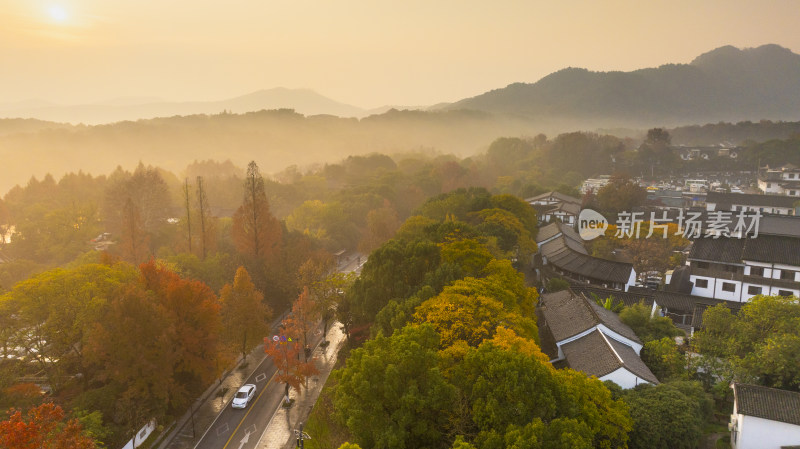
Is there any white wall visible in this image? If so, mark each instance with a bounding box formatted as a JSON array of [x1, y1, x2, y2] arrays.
[[600, 367, 653, 390], [733, 414, 800, 449], [690, 275, 714, 298]]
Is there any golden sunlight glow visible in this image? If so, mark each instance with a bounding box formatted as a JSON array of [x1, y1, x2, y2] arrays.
[[48, 5, 69, 23]]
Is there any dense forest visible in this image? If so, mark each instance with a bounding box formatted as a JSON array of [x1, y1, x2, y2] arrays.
[[2, 129, 800, 447]]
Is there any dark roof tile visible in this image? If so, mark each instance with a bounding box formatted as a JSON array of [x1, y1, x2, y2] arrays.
[[734, 383, 800, 426]]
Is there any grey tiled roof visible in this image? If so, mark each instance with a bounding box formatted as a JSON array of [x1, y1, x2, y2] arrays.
[[561, 330, 658, 384], [689, 238, 746, 264], [538, 224, 634, 285], [688, 235, 800, 266], [539, 290, 641, 344], [742, 235, 800, 266], [734, 383, 800, 426], [706, 191, 799, 209], [537, 222, 565, 243], [526, 191, 582, 205], [606, 336, 660, 384]]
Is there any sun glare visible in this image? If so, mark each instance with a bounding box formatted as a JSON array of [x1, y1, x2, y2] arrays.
[[48, 5, 69, 23]]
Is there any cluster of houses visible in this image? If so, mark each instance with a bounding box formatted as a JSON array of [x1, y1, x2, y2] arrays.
[[526, 187, 800, 448]]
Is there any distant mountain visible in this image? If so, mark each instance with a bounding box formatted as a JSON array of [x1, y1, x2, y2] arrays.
[[439, 44, 800, 129], [0, 88, 367, 124]]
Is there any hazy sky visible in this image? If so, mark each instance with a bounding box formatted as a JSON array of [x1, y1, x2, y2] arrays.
[[1, 0, 799, 108]]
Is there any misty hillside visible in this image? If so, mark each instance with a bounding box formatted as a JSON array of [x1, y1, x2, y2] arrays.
[[0, 108, 539, 195], [0, 88, 368, 125], [441, 44, 800, 128]]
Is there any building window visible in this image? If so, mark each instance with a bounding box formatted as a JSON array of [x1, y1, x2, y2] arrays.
[[747, 285, 762, 295], [695, 278, 709, 288], [696, 262, 709, 269], [778, 290, 794, 297], [722, 282, 736, 292], [780, 270, 796, 281], [750, 266, 764, 277], [724, 265, 739, 273]]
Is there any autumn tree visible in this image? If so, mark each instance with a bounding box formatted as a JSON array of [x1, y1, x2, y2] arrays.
[[220, 266, 271, 361], [117, 198, 150, 264], [0, 402, 97, 449], [231, 161, 282, 260], [86, 261, 221, 430], [285, 287, 320, 362], [264, 330, 318, 403]]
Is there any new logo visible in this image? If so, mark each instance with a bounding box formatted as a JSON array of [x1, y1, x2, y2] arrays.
[[578, 209, 608, 240]]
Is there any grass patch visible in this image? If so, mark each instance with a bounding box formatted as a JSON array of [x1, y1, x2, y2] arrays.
[[716, 435, 731, 449], [304, 344, 353, 449]]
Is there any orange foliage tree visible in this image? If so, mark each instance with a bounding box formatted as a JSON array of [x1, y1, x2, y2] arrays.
[[0, 402, 96, 449]]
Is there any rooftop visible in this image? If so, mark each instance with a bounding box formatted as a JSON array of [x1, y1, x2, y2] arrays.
[[561, 329, 659, 384], [733, 383, 800, 426], [706, 191, 799, 209], [539, 289, 641, 344]]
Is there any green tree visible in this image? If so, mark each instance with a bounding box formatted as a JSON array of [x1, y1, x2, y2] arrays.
[[622, 381, 711, 449], [692, 295, 800, 390], [596, 173, 647, 214], [641, 337, 685, 381], [334, 325, 456, 449], [619, 302, 682, 343]]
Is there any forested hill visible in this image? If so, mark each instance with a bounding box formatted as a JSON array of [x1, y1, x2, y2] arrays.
[[0, 109, 535, 195], [442, 44, 800, 129]]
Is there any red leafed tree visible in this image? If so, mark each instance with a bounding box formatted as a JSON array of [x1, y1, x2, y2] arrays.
[[264, 332, 318, 403], [0, 402, 96, 449], [284, 287, 320, 362]]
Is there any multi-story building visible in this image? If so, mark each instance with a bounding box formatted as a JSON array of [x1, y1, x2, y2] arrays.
[[705, 191, 798, 216], [683, 216, 800, 301], [526, 191, 582, 225], [758, 164, 800, 197]]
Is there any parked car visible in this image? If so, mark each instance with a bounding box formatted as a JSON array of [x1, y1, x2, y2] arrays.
[[231, 384, 256, 409]]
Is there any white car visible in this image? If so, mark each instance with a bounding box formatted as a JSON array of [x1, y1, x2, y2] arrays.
[[231, 384, 256, 409]]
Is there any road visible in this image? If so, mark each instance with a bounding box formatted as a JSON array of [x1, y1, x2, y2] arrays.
[[193, 323, 325, 449]]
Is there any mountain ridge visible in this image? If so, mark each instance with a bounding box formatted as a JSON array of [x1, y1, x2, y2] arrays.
[[439, 44, 800, 128]]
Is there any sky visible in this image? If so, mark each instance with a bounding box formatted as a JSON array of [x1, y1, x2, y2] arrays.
[[1, 0, 799, 109]]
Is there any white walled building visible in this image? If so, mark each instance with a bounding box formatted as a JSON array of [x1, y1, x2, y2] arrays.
[[730, 383, 800, 449], [705, 191, 798, 216], [686, 235, 800, 301], [758, 164, 800, 197], [538, 290, 658, 389]]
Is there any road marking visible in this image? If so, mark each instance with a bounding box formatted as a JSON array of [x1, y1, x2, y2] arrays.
[[222, 371, 278, 449], [237, 431, 251, 449], [216, 422, 230, 436], [255, 372, 267, 383], [245, 424, 256, 435]]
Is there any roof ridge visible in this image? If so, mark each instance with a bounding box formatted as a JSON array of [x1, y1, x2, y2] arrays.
[[598, 330, 623, 365], [578, 292, 603, 328]]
